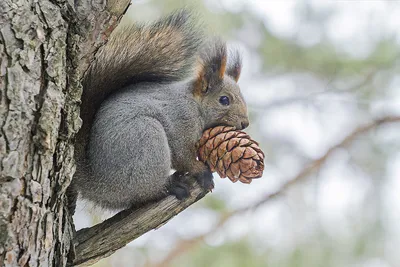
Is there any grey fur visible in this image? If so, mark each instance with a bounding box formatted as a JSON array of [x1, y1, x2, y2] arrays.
[[72, 11, 249, 210]]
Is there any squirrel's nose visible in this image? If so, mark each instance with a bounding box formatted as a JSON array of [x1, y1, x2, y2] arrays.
[[241, 120, 249, 130]]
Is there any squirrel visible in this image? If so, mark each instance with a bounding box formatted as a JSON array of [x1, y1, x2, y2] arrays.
[[69, 10, 249, 212]]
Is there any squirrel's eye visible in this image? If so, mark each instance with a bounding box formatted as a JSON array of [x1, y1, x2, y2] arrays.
[[219, 96, 230, 106]]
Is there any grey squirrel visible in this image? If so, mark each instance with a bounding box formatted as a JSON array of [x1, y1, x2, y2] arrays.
[[70, 10, 249, 212]]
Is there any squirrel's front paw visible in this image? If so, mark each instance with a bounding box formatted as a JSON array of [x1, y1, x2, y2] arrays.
[[195, 169, 214, 192], [168, 172, 190, 200]]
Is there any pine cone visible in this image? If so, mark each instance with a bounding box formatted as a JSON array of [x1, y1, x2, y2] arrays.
[[197, 126, 265, 184]]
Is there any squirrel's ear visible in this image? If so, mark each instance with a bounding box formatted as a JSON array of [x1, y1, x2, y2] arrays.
[[226, 49, 242, 83], [193, 39, 227, 96]]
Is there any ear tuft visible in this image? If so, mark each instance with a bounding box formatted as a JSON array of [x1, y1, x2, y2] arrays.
[[226, 49, 242, 83], [193, 39, 227, 96]]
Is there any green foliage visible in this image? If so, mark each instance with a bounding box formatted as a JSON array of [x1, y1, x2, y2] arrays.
[[259, 31, 399, 77], [172, 239, 267, 267], [202, 195, 228, 212]]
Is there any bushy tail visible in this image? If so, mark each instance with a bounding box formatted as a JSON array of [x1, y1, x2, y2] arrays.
[[76, 10, 203, 160], [84, 10, 202, 94]]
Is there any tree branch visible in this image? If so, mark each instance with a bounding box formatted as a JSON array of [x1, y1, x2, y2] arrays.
[[148, 115, 400, 267], [250, 68, 386, 111], [72, 178, 208, 266]]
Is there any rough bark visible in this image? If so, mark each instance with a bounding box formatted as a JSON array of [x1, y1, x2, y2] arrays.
[[0, 0, 129, 266]]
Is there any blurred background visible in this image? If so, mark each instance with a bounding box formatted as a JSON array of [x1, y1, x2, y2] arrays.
[[74, 0, 400, 266]]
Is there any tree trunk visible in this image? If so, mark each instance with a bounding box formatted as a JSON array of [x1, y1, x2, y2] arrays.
[[0, 0, 129, 266]]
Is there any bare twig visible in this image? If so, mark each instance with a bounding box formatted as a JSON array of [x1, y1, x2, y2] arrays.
[[250, 68, 384, 111], [149, 116, 400, 267]]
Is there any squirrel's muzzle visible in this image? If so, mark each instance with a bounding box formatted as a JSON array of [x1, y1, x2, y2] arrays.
[[241, 120, 249, 130]]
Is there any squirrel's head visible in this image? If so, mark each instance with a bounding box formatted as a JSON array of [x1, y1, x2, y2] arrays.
[[193, 40, 249, 130]]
